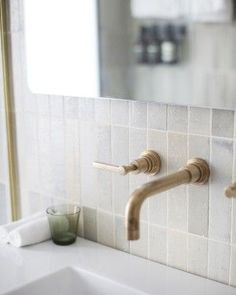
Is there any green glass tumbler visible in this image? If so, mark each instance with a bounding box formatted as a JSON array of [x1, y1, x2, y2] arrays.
[[46, 204, 80, 246]]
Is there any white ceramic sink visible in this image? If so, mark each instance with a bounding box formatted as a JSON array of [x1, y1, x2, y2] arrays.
[[5, 267, 145, 295], [1, 239, 235, 295]]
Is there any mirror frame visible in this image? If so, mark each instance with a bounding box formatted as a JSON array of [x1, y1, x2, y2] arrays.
[[0, 0, 20, 221]]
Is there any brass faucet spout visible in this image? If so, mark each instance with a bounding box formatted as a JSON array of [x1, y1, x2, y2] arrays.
[[125, 158, 210, 240]]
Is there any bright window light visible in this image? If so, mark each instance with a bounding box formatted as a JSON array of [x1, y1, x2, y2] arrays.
[[24, 0, 100, 97]]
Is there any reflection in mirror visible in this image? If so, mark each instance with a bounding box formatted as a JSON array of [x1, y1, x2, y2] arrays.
[[24, 0, 236, 109]]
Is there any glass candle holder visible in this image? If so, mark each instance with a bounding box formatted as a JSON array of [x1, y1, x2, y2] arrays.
[[46, 204, 80, 246]]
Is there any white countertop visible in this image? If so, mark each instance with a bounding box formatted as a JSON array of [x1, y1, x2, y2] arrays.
[[0, 238, 235, 295]]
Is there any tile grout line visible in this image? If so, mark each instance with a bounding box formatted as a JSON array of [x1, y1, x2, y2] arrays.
[[186, 105, 190, 272], [128, 101, 131, 254], [121, 125, 236, 142], [229, 110, 236, 285], [109, 100, 116, 249], [207, 108, 213, 280], [146, 103, 150, 260], [166, 104, 169, 266]]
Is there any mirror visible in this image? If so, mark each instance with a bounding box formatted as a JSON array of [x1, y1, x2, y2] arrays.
[[24, 0, 236, 109]]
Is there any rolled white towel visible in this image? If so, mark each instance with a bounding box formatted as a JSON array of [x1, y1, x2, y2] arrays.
[[131, 0, 184, 19], [0, 212, 44, 244], [191, 0, 233, 23], [8, 216, 51, 247]]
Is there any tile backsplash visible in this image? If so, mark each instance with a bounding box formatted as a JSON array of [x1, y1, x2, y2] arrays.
[[0, 0, 235, 288], [10, 96, 236, 287]]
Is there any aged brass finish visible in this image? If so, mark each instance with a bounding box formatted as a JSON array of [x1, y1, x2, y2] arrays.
[[93, 150, 161, 176], [0, 0, 19, 220], [225, 182, 236, 198], [125, 158, 210, 240]]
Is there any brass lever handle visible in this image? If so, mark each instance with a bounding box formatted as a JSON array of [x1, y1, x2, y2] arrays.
[[93, 162, 137, 175], [225, 182, 236, 198], [93, 150, 161, 176]]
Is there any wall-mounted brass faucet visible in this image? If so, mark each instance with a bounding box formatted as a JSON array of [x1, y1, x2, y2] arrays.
[[93, 150, 161, 176], [225, 182, 236, 198], [125, 158, 210, 240]]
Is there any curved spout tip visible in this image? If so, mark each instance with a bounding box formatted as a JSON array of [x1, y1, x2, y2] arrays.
[[126, 229, 139, 241]]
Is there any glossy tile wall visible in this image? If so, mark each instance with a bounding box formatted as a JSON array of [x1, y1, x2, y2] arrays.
[[8, 0, 236, 287]]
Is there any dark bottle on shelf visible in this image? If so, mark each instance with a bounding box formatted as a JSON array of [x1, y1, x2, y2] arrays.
[[160, 24, 178, 64], [146, 25, 161, 65], [133, 26, 149, 64], [173, 24, 186, 63], [174, 25, 186, 42]]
